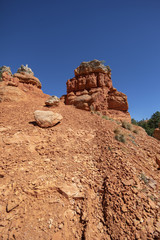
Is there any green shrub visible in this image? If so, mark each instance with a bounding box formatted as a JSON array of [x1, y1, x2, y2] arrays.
[[115, 133, 126, 143], [102, 115, 110, 120], [122, 121, 132, 130], [132, 111, 160, 136], [114, 128, 121, 134], [140, 173, 148, 185]]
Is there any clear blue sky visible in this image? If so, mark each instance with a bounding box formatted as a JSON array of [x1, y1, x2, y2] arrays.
[[1, 0, 160, 120]]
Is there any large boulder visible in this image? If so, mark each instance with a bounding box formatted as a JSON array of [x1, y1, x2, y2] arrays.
[[34, 110, 63, 128], [45, 95, 60, 107], [65, 60, 130, 122]]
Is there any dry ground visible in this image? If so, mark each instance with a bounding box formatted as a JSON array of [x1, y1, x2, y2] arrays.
[[0, 93, 160, 239]]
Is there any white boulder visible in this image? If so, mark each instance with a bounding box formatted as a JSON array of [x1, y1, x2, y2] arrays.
[[34, 110, 63, 128]]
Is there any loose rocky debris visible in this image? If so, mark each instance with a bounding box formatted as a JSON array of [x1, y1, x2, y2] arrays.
[[0, 95, 160, 239]]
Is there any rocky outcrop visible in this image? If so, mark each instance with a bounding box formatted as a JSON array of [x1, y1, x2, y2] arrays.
[[13, 72, 41, 88], [14, 65, 41, 88], [34, 110, 63, 127], [0, 65, 43, 102], [65, 60, 130, 122], [0, 65, 41, 89], [153, 123, 160, 140]]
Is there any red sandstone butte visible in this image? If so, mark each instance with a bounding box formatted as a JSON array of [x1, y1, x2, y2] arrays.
[[65, 60, 131, 122]]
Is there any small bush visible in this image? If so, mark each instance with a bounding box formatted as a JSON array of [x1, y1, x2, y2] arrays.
[[133, 129, 138, 134], [122, 121, 132, 130], [114, 128, 121, 134], [115, 133, 126, 143], [140, 173, 149, 185], [102, 115, 110, 120]]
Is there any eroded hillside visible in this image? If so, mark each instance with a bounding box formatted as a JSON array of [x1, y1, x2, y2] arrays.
[[0, 93, 160, 240]]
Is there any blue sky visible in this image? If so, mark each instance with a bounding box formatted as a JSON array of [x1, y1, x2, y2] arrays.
[[1, 0, 160, 120]]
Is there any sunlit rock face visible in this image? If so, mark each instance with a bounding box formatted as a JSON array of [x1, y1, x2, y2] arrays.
[[0, 65, 43, 102], [65, 60, 131, 122]]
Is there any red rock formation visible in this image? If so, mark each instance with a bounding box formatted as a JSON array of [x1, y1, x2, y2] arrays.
[[65, 60, 131, 122], [153, 123, 160, 140], [0, 65, 43, 102], [13, 73, 41, 89]]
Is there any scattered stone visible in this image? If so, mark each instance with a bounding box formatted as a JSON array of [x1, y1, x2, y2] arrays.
[[45, 95, 60, 107], [57, 183, 84, 199], [148, 198, 156, 209], [121, 204, 128, 212], [122, 179, 135, 186], [58, 223, 63, 229], [48, 218, 53, 229], [155, 155, 160, 168], [34, 110, 63, 128]]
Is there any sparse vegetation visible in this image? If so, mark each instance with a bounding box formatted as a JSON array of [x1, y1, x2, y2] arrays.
[[140, 173, 149, 185], [133, 129, 138, 134], [122, 121, 132, 130], [102, 115, 110, 120], [114, 128, 121, 134], [132, 111, 160, 136], [115, 133, 126, 143]]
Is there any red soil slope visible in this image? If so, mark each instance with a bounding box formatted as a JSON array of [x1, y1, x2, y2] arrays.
[[0, 93, 160, 240]]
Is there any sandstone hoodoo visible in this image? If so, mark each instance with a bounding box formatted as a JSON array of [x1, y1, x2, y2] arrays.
[[0, 65, 44, 102], [14, 65, 42, 88], [65, 60, 131, 122]]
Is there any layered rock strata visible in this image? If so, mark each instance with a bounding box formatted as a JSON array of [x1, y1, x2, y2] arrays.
[[65, 60, 130, 122], [0, 65, 42, 102]]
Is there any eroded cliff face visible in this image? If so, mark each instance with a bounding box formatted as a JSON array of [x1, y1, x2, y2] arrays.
[[65, 60, 131, 122]]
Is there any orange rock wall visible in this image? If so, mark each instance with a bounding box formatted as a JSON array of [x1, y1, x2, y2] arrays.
[[65, 70, 131, 122]]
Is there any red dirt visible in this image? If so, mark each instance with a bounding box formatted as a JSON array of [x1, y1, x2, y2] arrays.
[[0, 92, 160, 239]]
